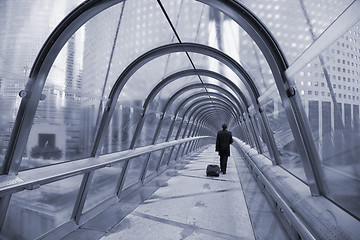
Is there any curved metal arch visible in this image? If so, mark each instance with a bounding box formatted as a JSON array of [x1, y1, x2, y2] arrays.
[[168, 94, 239, 142], [196, 109, 234, 138], [93, 42, 256, 155], [198, 0, 326, 195], [163, 86, 241, 140], [198, 111, 229, 134], [184, 99, 241, 121], [174, 106, 231, 159], [166, 103, 233, 161], [5, 0, 282, 173], [152, 91, 239, 146], [108, 43, 258, 106], [186, 107, 234, 150], [180, 103, 234, 139], [186, 99, 238, 124], [131, 88, 239, 148], [197, 106, 234, 127], [177, 93, 240, 121], [163, 84, 245, 119], [182, 106, 233, 139], [143, 69, 250, 110], [169, 83, 243, 115]]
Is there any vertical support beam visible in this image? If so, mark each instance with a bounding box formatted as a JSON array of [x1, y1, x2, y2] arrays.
[[141, 113, 166, 181], [248, 113, 263, 154], [72, 171, 95, 224], [129, 109, 146, 149], [116, 158, 131, 196], [0, 196, 11, 233], [258, 105, 282, 164], [243, 113, 255, 148]]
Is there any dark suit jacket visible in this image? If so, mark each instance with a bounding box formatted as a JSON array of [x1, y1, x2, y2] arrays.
[[216, 129, 233, 156]]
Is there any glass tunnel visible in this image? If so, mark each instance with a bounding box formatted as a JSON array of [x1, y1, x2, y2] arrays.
[[0, 0, 359, 239]]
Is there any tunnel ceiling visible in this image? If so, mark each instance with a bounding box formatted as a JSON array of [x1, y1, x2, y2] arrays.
[[22, 0, 350, 129], [2, 0, 357, 173], [25, 0, 295, 134]]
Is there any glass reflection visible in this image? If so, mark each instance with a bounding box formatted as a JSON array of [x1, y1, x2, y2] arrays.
[[145, 150, 163, 178], [83, 161, 125, 212], [261, 88, 306, 181], [0, 0, 83, 171], [238, 0, 353, 64], [292, 20, 360, 218], [102, 104, 142, 154], [122, 155, 146, 189], [1, 175, 82, 240]]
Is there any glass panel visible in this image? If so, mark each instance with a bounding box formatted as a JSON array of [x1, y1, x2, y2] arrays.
[[155, 116, 172, 143], [122, 155, 146, 189], [260, 88, 306, 181], [135, 112, 160, 148], [102, 105, 142, 154], [102, 0, 179, 100], [238, 0, 353, 64], [149, 76, 201, 113], [145, 150, 162, 178], [292, 20, 360, 218], [169, 119, 183, 141], [83, 161, 125, 212], [252, 114, 270, 159], [20, 24, 102, 169], [118, 54, 192, 110], [178, 143, 187, 158], [161, 1, 274, 96], [187, 53, 253, 103], [176, 120, 188, 139], [0, 0, 83, 171], [160, 147, 172, 168], [169, 145, 180, 163], [2, 175, 82, 240]]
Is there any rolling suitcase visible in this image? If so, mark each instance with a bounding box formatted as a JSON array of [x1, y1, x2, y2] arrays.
[[206, 164, 220, 177]]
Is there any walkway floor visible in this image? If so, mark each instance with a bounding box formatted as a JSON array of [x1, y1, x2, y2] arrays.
[[64, 146, 288, 240]]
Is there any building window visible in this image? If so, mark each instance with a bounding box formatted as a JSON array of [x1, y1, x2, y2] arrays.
[[308, 90, 312, 95]]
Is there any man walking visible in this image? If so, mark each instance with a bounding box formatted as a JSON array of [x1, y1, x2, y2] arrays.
[[215, 124, 233, 174]]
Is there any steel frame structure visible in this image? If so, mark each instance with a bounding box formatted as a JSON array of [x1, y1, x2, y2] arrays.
[[3, 0, 356, 234]]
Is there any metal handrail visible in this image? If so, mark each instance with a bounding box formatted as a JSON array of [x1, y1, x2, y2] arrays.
[[0, 136, 210, 198]]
